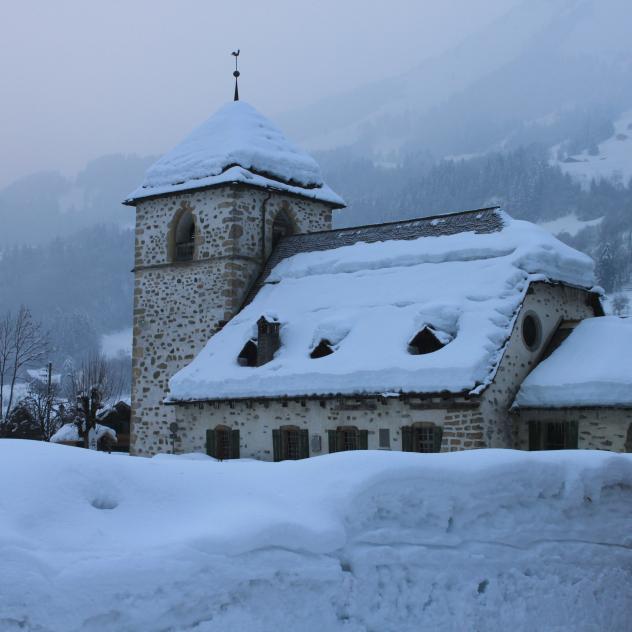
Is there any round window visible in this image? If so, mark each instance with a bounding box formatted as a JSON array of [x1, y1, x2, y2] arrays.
[[522, 312, 541, 351]]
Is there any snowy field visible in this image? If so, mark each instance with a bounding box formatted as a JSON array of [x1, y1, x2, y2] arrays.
[[1, 442, 631, 631], [101, 327, 132, 359], [553, 109, 632, 189]]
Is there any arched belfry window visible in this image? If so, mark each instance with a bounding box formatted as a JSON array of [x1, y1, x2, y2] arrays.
[[271, 210, 295, 249], [172, 209, 196, 262]]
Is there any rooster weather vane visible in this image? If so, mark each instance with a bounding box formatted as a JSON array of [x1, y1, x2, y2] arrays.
[[232, 50, 240, 101]]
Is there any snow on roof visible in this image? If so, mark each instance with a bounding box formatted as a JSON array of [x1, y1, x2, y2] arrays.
[[126, 101, 344, 207], [514, 316, 632, 408], [50, 423, 117, 444], [168, 209, 596, 402]]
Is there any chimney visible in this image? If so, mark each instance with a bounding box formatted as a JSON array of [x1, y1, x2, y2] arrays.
[[257, 316, 280, 366]]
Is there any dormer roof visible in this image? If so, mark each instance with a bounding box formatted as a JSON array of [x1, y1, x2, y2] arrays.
[[125, 101, 344, 207]]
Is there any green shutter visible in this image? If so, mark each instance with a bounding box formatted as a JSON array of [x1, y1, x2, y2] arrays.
[[272, 429, 281, 462], [401, 426, 412, 452], [359, 429, 368, 450], [230, 429, 240, 459], [300, 429, 309, 459], [528, 421, 541, 451], [328, 429, 337, 454], [206, 429, 216, 458], [567, 420, 579, 449], [433, 426, 444, 453]]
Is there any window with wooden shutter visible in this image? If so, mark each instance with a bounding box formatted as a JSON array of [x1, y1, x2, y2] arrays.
[[272, 428, 281, 462], [379, 428, 390, 449], [214, 425, 232, 460], [299, 428, 309, 459], [401, 425, 413, 452], [338, 426, 359, 451], [433, 426, 444, 453], [230, 429, 240, 459], [529, 421, 578, 450], [359, 429, 368, 450], [528, 421, 542, 451], [328, 429, 337, 453], [402, 423, 442, 453], [273, 426, 309, 461], [206, 429, 216, 457]]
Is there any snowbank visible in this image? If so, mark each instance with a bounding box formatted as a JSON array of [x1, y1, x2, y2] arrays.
[[515, 316, 632, 408], [0, 441, 630, 631], [50, 423, 117, 444], [126, 101, 344, 206], [169, 212, 596, 401]]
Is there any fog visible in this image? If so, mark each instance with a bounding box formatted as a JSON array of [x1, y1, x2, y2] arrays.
[[0, 0, 518, 187]]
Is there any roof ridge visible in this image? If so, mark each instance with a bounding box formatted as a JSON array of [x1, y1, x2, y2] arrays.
[[290, 206, 502, 239]]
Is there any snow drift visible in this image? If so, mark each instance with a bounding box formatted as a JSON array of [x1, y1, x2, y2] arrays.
[[1, 441, 631, 631]]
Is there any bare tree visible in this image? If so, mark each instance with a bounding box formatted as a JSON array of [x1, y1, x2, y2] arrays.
[[0, 312, 12, 421], [64, 353, 124, 449], [4, 307, 48, 419]]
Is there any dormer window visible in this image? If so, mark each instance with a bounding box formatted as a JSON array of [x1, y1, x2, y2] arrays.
[[310, 339, 334, 359], [408, 326, 446, 355], [238, 339, 258, 367]]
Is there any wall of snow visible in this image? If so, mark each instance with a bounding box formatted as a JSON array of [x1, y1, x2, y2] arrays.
[[1, 441, 630, 631]]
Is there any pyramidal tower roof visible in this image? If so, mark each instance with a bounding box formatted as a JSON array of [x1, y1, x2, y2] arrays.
[[125, 101, 344, 207]]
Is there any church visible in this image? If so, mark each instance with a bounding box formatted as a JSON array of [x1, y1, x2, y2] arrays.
[[125, 92, 632, 459]]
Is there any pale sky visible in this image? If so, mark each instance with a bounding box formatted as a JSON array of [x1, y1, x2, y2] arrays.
[[0, 0, 519, 187]]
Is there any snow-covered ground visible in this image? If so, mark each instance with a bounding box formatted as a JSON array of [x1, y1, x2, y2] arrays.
[[537, 213, 603, 237], [553, 109, 632, 189], [101, 327, 132, 359], [1, 441, 630, 631]]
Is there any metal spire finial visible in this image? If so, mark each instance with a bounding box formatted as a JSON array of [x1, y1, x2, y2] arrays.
[[231, 50, 240, 101]]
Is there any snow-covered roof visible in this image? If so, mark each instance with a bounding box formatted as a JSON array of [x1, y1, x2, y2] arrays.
[[50, 423, 117, 444], [168, 208, 597, 402], [125, 101, 344, 207], [514, 317, 632, 408]]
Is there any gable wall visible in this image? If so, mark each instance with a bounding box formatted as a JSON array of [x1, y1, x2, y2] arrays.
[[131, 185, 332, 455], [479, 282, 598, 448]]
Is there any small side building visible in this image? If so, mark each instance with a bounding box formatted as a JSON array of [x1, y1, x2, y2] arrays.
[[513, 316, 632, 452]]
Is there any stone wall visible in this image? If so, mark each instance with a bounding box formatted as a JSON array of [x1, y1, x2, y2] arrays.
[[479, 282, 599, 448], [515, 407, 632, 452], [173, 396, 484, 459], [131, 184, 333, 455]]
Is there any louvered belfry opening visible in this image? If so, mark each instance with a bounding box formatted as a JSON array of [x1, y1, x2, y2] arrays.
[[408, 326, 445, 355], [272, 211, 294, 249], [173, 210, 195, 262]]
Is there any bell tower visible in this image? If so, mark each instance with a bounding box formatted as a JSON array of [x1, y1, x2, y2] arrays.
[[124, 87, 344, 455]]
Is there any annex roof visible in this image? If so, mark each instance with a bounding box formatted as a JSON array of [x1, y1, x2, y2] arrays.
[[168, 208, 596, 402], [514, 316, 632, 409], [125, 101, 344, 207]]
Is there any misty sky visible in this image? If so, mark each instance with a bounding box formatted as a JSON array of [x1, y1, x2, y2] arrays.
[[0, 0, 520, 187]]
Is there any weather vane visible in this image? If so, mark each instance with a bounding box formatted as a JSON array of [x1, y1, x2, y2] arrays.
[[231, 50, 240, 101]]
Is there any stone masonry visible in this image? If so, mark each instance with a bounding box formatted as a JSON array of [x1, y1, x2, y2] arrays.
[[130, 184, 334, 455], [170, 281, 602, 459]]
